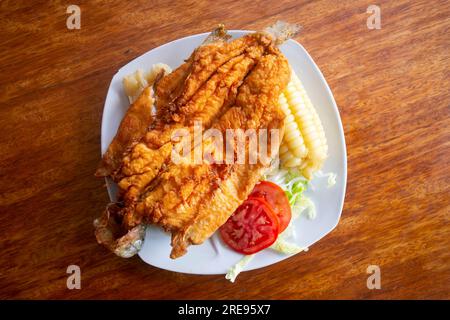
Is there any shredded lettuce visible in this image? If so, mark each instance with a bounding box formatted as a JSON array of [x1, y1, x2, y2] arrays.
[[270, 239, 308, 255], [266, 168, 313, 219], [286, 177, 308, 206], [278, 217, 296, 239], [327, 173, 337, 187], [266, 169, 307, 203], [225, 254, 254, 283], [315, 170, 337, 188], [294, 196, 316, 220]]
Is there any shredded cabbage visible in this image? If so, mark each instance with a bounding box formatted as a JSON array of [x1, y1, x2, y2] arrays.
[[294, 196, 316, 220], [225, 255, 254, 283], [270, 239, 308, 255], [315, 170, 337, 188], [328, 173, 337, 187], [266, 168, 312, 219]]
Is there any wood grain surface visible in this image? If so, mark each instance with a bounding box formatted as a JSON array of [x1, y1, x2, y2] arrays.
[[0, 0, 449, 299]]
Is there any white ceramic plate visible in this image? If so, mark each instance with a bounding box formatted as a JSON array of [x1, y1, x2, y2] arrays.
[[101, 30, 347, 275]]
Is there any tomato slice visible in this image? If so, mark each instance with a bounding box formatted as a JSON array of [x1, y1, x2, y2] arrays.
[[248, 181, 292, 233], [220, 198, 279, 254]]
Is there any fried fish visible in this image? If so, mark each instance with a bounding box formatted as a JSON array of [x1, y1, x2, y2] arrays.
[[94, 22, 299, 258]]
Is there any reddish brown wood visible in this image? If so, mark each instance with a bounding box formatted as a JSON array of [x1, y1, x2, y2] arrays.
[[0, 0, 448, 299]]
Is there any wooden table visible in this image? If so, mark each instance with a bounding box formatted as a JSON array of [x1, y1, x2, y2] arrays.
[[1, 0, 448, 299]]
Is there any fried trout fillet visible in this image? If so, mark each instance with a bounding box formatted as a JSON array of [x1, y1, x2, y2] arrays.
[[123, 52, 290, 258], [94, 22, 299, 259]]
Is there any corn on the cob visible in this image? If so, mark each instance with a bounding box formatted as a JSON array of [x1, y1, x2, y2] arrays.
[[278, 93, 308, 159], [279, 142, 303, 168], [279, 69, 328, 178]]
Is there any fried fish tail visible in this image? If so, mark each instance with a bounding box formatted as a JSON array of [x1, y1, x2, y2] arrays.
[[94, 204, 146, 258], [202, 23, 231, 44], [263, 20, 301, 45]]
